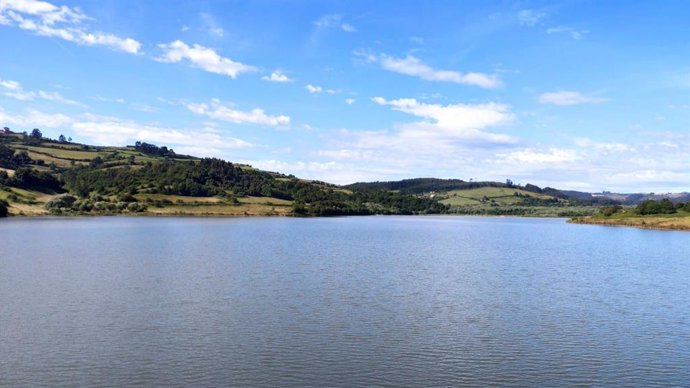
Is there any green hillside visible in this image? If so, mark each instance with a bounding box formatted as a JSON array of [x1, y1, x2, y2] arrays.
[[0, 130, 445, 217]]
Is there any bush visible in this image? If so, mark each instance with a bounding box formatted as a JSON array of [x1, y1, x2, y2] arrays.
[[0, 199, 8, 217], [636, 199, 676, 215], [599, 205, 623, 217], [45, 194, 77, 210]]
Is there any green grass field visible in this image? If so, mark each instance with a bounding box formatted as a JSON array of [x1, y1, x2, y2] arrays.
[[438, 187, 554, 206]]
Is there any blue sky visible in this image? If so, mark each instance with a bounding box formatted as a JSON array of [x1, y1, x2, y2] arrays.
[[1, 0, 688, 191]]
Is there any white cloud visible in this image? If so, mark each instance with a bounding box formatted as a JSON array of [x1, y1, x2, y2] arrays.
[[72, 117, 252, 150], [156, 40, 256, 78], [0, 78, 80, 105], [0, 107, 74, 128], [262, 70, 293, 83], [345, 98, 355, 105], [341, 23, 356, 32], [546, 26, 588, 40], [0, 0, 141, 53], [410, 36, 425, 45], [313, 13, 355, 32], [355, 51, 501, 88], [200, 12, 224, 38], [539, 91, 608, 105], [517, 9, 546, 26], [186, 98, 290, 127], [497, 148, 579, 164], [0, 79, 20, 90], [306, 84, 323, 94], [575, 138, 633, 152], [371, 97, 515, 144]]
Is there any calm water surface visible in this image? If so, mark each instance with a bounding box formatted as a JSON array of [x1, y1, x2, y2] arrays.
[[1, 216, 689, 386]]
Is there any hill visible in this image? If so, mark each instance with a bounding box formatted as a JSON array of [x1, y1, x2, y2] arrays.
[[0, 130, 445, 217], [347, 178, 610, 216]]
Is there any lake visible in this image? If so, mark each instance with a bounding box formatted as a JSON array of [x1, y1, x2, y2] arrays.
[[1, 216, 689, 386]]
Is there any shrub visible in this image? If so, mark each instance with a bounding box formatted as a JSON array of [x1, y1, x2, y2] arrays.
[[0, 199, 8, 217]]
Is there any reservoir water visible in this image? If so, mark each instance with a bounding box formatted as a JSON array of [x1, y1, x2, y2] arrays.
[[1, 216, 689, 386]]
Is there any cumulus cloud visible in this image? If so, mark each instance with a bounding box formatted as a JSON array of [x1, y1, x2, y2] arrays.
[[0, 77, 81, 105], [262, 70, 292, 83], [186, 99, 290, 127], [0, 0, 141, 53], [538, 91, 608, 105], [371, 97, 515, 144], [156, 40, 256, 78], [355, 51, 501, 88]]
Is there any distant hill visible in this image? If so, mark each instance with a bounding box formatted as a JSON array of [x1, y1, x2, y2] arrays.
[[3, 129, 686, 218], [346, 178, 507, 194]]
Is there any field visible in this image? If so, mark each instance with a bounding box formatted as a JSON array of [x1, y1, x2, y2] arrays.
[[571, 211, 690, 231], [437, 187, 555, 206]]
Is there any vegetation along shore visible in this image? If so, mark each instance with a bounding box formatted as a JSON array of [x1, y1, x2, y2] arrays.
[[1, 127, 688, 230]]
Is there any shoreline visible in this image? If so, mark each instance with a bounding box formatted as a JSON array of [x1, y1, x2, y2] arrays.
[[569, 216, 690, 232]]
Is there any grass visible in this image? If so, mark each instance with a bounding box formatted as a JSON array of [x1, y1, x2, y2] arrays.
[[146, 203, 292, 216], [135, 193, 225, 204], [571, 210, 690, 231], [16, 145, 104, 160], [24, 151, 87, 167], [237, 196, 293, 206], [1, 187, 56, 216], [439, 187, 555, 206]]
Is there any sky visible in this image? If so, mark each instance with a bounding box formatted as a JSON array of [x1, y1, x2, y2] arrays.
[[0, 0, 688, 192]]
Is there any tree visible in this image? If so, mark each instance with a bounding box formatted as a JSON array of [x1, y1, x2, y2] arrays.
[[68, 137, 72, 142], [0, 199, 8, 217], [30, 128, 42, 140], [2, 127, 9, 134], [58, 134, 67, 143]]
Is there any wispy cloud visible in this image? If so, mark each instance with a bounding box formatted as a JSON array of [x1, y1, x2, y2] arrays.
[[262, 70, 293, 83], [200, 12, 224, 38], [355, 50, 502, 89], [496, 148, 579, 164], [539, 91, 608, 105], [186, 98, 290, 127], [156, 40, 256, 78], [0, 107, 73, 128], [546, 26, 588, 40], [517, 9, 547, 26], [313, 14, 355, 32], [72, 115, 252, 149], [0, 77, 81, 105], [345, 98, 355, 105], [0, 0, 141, 53]]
